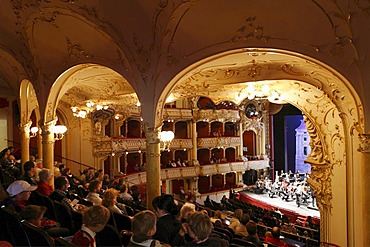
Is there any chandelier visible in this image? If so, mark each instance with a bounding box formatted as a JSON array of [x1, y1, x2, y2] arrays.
[[237, 82, 284, 102], [28, 125, 67, 140], [159, 131, 175, 151], [71, 101, 110, 118]]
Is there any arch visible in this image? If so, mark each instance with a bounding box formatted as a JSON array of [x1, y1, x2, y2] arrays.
[[44, 63, 138, 123], [157, 48, 365, 245], [19, 79, 40, 126]]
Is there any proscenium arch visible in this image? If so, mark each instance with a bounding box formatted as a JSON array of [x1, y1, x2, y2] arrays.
[[157, 48, 365, 246]]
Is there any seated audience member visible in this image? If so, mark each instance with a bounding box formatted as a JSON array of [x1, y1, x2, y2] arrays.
[[152, 194, 182, 246], [102, 174, 111, 190], [72, 205, 110, 247], [86, 180, 102, 205], [3, 180, 37, 211], [37, 168, 54, 196], [101, 188, 128, 215], [210, 210, 222, 225], [229, 208, 243, 232], [62, 167, 80, 187], [49, 176, 86, 212], [18, 161, 38, 186], [128, 210, 165, 247], [182, 211, 226, 246], [234, 213, 249, 237], [178, 202, 196, 223], [118, 184, 134, 201], [265, 226, 288, 247], [20, 205, 70, 237], [243, 221, 264, 247]]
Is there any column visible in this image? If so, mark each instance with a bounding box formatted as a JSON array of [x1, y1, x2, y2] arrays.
[[239, 122, 244, 157], [41, 120, 56, 172], [139, 151, 143, 168], [37, 131, 43, 160], [19, 121, 31, 173], [112, 155, 119, 177], [191, 120, 198, 165], [124, 152, 128, 174], [145, 125, 161, 209], [166, 180, 172, 194]]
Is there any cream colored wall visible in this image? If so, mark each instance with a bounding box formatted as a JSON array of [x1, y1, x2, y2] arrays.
[[64, 110, 95, 176]]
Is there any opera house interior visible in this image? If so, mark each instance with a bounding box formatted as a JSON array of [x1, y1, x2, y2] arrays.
[[0, 1, 369, 246]]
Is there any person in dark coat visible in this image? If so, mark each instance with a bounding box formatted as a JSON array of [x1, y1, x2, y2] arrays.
[[152, 194, 182, 246]]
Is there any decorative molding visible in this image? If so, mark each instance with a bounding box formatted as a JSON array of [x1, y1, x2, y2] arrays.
[[304, 116, 332, 213], [163, 108, 193, 120], [197, 137, 240, 149], [358, 134, 370, 153], [195, 109, 240, 122]]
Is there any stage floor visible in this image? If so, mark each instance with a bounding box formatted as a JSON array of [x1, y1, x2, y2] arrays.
[[240, 190, 320, 218]]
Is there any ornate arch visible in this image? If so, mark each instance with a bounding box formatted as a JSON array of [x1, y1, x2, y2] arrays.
[[158, 48, 365, 244]]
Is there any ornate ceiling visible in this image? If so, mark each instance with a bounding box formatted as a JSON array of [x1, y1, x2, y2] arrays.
[[0, 0, 369, 126]]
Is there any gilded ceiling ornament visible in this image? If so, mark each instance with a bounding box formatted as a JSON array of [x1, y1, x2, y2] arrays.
[[231, 16, 270, 43]]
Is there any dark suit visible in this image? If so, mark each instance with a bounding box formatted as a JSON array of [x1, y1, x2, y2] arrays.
[[153, 214, 181, 246]]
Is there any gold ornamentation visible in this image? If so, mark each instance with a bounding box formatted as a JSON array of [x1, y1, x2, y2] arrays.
[[304, 116, 332, 214], [358, 134, 370, 153]]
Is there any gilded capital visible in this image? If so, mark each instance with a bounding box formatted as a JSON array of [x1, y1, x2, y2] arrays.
[[40, 119, 57, 135], [358, 134, 370, 153], [144, 123, 161, 144], [19, 121, 32, 134]]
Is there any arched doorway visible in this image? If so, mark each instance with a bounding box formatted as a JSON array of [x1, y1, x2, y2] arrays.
[[157, 48, 364, 244]]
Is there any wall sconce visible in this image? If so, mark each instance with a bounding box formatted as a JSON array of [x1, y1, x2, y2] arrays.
[[160, 130, 174, 152], [53, 125, 67, 140], [29, 126, 39, 138]]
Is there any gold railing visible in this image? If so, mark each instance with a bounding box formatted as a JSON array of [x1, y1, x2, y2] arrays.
[[115, 160, 268, 185]]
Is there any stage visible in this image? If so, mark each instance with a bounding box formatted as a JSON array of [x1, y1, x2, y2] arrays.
[[239, 189, 320, 222]]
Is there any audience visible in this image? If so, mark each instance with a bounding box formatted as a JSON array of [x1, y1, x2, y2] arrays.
[[229, 208, 243, 232], [182, 211, 226, 246], [152, 194, 182, 246], [86, 180, 102, 205], [18, 161, 37, 186], [72, 205, 110, 247], [243, 220, 264, 247], [128, 210, 165, 247], [49, 176, 86, 212], [118, 184, 134, 201], [178, 202, 196, 223], [101, 188, 128, 215], [3, 180, 37, 211], [20, 204, 70, 238], [36, 168, 54, 196], [264, 226, 289, 247]]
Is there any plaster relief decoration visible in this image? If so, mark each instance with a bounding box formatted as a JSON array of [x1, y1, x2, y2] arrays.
[[304, 115, 332, 214], [358, 134, 370, 153]]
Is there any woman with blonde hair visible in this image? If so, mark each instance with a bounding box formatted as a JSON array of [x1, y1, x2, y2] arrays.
[[229, 208, 243, 232], [101, 188, 128, 215]]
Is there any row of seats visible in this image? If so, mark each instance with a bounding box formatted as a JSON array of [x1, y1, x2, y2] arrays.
[[0, 205, 74, 246]]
